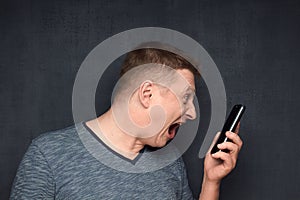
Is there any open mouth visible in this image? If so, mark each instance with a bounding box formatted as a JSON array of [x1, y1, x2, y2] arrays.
[[168, 123, 181, 139]]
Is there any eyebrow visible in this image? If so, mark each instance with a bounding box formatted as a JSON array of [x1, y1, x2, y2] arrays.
[[185, 86, 196, 93], [190, 85, 196, 92]]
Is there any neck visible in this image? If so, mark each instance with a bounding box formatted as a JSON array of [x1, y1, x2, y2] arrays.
[[86, 109, 145, 160]]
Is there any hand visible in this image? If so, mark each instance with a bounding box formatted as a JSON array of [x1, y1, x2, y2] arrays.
[[203, 123, 243, 184]]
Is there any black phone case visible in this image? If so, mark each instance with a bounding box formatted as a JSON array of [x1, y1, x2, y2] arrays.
[[211, 104, 246, 154]]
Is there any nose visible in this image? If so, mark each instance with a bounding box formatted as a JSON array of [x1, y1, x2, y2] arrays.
[[185, 102, 196, 120]]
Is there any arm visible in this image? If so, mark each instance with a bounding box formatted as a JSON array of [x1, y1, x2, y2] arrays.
[[199, 125, 243, 200], [10, 143, 55, 199]]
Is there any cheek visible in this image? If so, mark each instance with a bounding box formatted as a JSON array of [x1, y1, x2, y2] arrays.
[[167, 98, 183, 114], [163, 107, 179, 122]]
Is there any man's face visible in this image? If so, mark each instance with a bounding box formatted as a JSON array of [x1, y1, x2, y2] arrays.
[[143, 68, 197, 147]]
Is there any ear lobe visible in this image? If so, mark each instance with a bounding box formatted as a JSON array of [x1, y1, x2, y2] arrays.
[[139, 81, 153, 108]]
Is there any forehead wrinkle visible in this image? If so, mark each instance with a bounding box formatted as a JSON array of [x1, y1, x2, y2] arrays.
[[175, 69, 196, 91]]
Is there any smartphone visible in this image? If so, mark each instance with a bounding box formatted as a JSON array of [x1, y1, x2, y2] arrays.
[[211, 104, 246, 154]]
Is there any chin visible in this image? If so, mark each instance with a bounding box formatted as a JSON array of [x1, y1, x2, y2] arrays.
[[149, 138, 169, 149], [157, 135, 173, 148], [157, 141, 168, 148], [151, 141, 167, 148], [147, 128, 178, 148]]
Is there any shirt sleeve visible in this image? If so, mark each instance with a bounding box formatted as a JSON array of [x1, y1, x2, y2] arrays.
[[10, 142, 55, 199], [178, 157, 196, 200]]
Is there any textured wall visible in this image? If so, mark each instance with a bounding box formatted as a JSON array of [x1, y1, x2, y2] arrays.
[[1, 0, 299, 199]]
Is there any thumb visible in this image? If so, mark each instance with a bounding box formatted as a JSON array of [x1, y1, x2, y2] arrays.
[[206, 132, 221, 155]]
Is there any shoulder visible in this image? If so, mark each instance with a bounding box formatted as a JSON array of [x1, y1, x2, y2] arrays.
[[25, 123, 88, 167], [31, 123, 82, 155], [33, 124, 77, 144]]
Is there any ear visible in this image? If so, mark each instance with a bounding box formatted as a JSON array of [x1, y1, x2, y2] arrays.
[[139, 80, 153, 108]]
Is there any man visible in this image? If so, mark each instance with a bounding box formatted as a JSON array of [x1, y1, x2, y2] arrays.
[[10, 48, 243, 199]]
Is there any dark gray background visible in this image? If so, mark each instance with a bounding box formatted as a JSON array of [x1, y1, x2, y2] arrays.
[[1, 0, 299, 199]]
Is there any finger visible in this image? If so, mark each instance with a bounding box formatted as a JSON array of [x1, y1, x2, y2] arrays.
[[206, 132, 221, 155], [212, 151, 236, 170], [225, 131, 243, 150], [235, 122, 240, 134], [217, 142, 239, 154]]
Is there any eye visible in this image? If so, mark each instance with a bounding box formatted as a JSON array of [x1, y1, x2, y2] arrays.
[[183, 94, 191, 104]]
